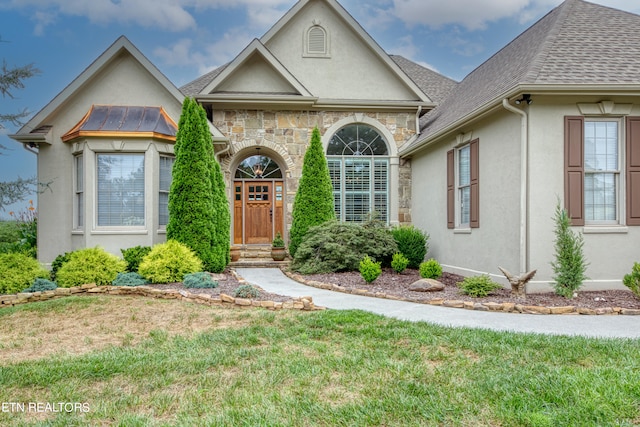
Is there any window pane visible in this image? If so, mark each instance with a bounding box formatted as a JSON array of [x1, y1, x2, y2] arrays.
[[159, 156, 174, 192], [459, 146, 470, 186], [584, 172, 616, 221], [98, 154, 145, 226], [460, 187, 471, 225], [76, 155, 83, 227], [345, 159, 370, 192], [345, 193, 369, 222], [327, 124, 389, 155], [585, 121, 618, 171]]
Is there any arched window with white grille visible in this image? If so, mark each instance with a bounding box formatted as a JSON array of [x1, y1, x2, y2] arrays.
[[327, 124, 390, 223]]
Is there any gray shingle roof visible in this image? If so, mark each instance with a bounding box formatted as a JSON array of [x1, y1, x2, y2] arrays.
[[180, 64, 227, 97], [390, 55, 458, 104], [403, 0, 640, 154]]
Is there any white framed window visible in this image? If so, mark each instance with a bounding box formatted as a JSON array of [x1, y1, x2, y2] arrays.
[[159, 156, 174, 227], [584, 119, 620, 224], [97, 153, 145, 226], [327, 124, 389, 223], [458, 145, 471, 227], [75, 155, 84, 228]]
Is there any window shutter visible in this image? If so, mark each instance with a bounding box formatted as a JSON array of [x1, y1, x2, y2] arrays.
[[564, 116, 585, 226], [447, 149, 454, 228], [469, 139, 480, 228], [627, 117, 640, 225]]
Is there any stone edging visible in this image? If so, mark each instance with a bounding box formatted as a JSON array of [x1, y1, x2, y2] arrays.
[[282, 269, 640, 316], [0, 270, 325, 312]]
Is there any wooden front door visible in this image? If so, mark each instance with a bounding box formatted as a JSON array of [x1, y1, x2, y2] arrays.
[[234, 180, 284, 245]]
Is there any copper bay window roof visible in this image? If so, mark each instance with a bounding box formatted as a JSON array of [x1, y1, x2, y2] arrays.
[[62, 105, 178, 142]]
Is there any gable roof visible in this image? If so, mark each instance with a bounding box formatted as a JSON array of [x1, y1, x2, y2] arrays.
[[390, 55, 458, 104], [401, 0, 640, 156], [182, 0, 433, 107], [11, 36, 184, 144], [197, 38, 314, 99]]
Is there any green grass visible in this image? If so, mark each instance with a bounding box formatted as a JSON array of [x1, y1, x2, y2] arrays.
[[1, 297, 639, 426]]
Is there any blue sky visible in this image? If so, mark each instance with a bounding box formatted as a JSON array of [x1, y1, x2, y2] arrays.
[[1, 0, 639, 217]]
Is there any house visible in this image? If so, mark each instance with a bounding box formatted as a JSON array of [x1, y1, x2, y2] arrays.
[[10, 0, 640, 291], [401, 0, 640, 291]]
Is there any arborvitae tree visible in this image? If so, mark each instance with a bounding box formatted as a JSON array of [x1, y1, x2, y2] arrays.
[[289, 126, 335, 257], [197, 104, 230, 272], [167, 97, 216, 270], [550, 202, 589, 298]]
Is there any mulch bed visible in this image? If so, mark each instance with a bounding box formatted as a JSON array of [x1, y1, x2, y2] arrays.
[[301, 268, 640, 310]]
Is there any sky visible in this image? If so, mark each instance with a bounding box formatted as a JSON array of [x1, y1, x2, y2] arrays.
[[1, 0, 639, 218]]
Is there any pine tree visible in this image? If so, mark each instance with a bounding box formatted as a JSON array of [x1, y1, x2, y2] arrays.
[[167, 97, 216, 270], [550, 202, 589, 298], [289, 127, 335, 257]]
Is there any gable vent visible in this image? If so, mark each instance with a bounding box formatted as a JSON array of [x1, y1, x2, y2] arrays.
[[308, 26, 326, 54]]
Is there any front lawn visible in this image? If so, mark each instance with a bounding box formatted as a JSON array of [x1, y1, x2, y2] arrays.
[[1, 296, 639, 426]]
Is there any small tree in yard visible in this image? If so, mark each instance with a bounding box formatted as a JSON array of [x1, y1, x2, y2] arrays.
[[289, 127, 335, 257], [550, 202, 588, 298], [167, 98, 216, 270]]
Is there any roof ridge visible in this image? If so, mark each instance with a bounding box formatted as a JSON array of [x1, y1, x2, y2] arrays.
[[524, 0, 576, 83]]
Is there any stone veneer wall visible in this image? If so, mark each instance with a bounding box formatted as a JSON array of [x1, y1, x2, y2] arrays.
[[213, 110, 416, 226]]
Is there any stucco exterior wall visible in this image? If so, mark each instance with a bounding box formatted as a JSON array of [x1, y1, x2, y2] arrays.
[[214, 109, 417, 236], [409, 111, 522, 285], [527, 96, 640, 291], [36, 52, 182, 263], [264, 2, 418, 101]]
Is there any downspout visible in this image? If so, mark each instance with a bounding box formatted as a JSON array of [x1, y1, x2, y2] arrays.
[[22, 143, 39, 155], [415, 106, 422, 135], [502, 98, 529, 273]]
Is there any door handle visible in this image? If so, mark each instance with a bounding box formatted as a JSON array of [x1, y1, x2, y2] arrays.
[[270, 208, 273, 221]]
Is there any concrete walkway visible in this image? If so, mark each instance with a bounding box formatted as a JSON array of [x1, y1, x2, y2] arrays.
[[236, 268, 640, 339]]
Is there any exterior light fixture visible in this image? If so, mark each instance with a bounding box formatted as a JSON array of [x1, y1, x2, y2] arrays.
[[515, 94, 532, 105]]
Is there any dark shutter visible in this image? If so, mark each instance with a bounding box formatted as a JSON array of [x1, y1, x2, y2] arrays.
[[447, 149, 454, 229], [627, 117, 640, 225], [469, 139, 480, 228], [564, 116, 585, 226]]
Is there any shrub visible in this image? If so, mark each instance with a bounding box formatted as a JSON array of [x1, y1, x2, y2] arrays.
[[183, 272, 219, 289], [360, 255, 382, 283], [167, 97, 217, 271], [50, 251, 73, 281], [623, 263, 640, 298], [23, 278, 58, 293], [419, 259, 443, 279], [138, 240, 203, 284], [56, 247, 127, 288], [0, 221, 20, 244], [289, 127, 335, 257], [391, 225, 429, 269], [550, 202, 588, 298], [458, 275, 501, 297], [291, 220, 397, 274], [234, 284, 260, 299], [112, 272, 149, 287], [121, 246, 152, 273], [391, 252, 409, 274], [0, 252, 49, 294]]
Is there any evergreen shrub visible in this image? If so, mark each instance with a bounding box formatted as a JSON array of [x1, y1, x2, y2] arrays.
[[24, 278, 58, 293], [56, 247, 127, 288], [391, 225, 429, 269], [0, 252, 49, 294], [50, 251, 73, 281], [291, 220, 397, 274], [360, 255, 382, 283], [623, 263, 640, 298], [183, 272, 219, 289], [121, 246, 152, 273], [138, 240, 203, 284], [289, 127, 335, 257], [112, 272, 149, 287], [391, 252, 409, 274], [234, 284, 260, 299], [458, 275, 501, 297], [419, 259, 442, 279], [550, 203, 588, 298]]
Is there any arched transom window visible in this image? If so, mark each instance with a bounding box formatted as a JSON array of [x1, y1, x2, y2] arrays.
[[327, 124, 389, 223], [235, 155, 283, 179]]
